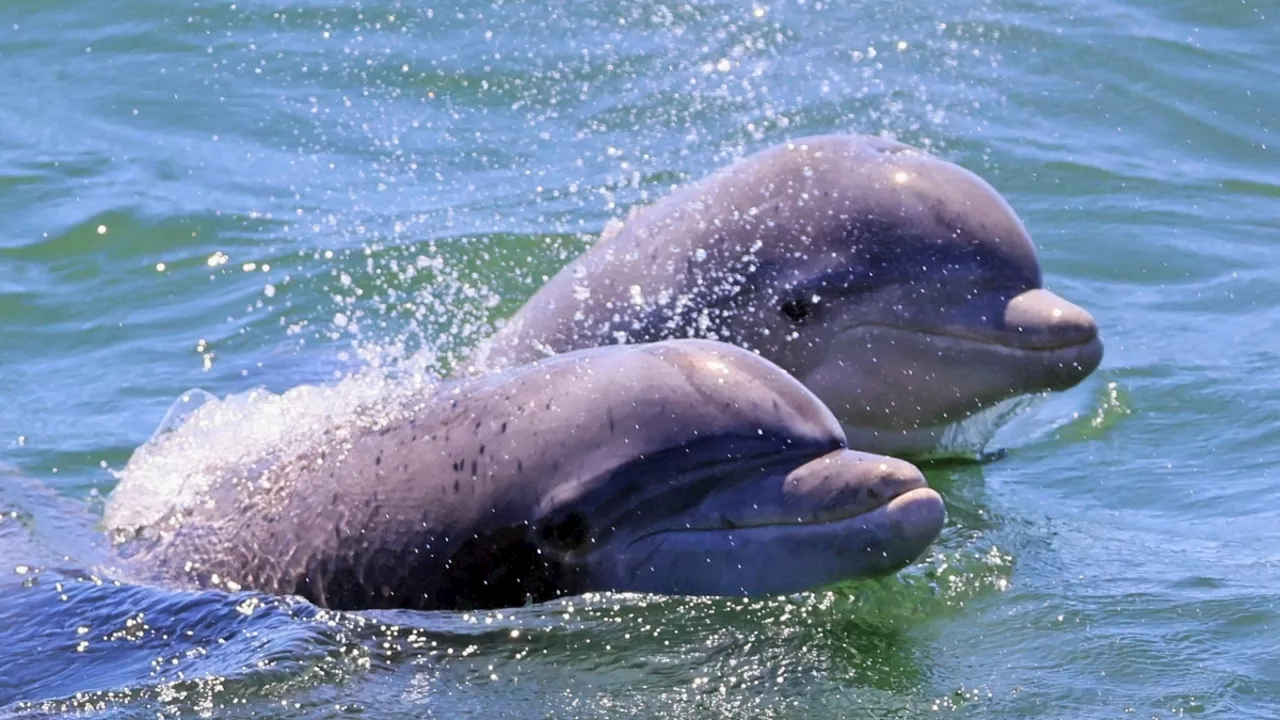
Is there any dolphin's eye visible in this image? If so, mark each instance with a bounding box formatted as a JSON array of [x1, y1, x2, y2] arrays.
[[539, 511, 592, 552], [780, 297, 813, 323]]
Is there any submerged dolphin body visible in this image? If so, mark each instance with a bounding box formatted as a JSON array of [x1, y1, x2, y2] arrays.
[[105, 340, 945, 611], [465, 134, 1104, 456]]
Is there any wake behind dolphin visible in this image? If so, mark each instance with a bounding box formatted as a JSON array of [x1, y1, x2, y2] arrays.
[[464, 134, 1104, 457]]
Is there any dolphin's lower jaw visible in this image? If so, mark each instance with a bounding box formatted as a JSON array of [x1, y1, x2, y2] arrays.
[[803, 320, 1102, 447], [844, 321, 1103, 374], [594, 487, 945, 598], [904, 328, 1103, 391]]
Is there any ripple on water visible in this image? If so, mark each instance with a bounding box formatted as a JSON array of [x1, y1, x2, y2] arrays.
[[1, 581, 358, 714], [0, 568, 1013, 717]]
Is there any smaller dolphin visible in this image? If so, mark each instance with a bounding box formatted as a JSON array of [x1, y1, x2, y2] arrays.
[[104, 340, 944, 612], [464, 134, 1103, 456]]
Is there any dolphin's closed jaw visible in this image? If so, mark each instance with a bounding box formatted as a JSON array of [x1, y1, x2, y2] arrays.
[[776, 450, 929, 526], [1001, 288, 1104, 391], [684, 450, 929, 531], [590, 448, 946, 597], [783, 452, 943, 576]]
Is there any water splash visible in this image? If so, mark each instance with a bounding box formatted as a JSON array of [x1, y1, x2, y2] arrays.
[[105, 354, 441, 536]]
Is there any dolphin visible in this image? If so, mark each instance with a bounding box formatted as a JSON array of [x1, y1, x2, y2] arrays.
[[104, 339, 945, 612], [463, 134, 1104, 456]]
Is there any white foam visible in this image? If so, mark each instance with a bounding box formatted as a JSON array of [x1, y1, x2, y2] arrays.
[[105, 354, 441, 534]]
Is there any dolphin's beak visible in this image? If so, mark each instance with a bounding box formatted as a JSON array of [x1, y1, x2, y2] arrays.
[[594, 449, 946, 597], [1003, 288, 1100, 351], [997, 288, 1104, 390]]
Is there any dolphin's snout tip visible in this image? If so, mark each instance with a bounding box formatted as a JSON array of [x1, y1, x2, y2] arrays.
[[875, 454, 929, 496], [1005, 288, 1100, 350], [884, 487, 946, 558]]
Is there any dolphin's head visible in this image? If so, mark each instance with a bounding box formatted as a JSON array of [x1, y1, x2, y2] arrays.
[[515, 340, 945, 599], [712, 135, 1103, 453], [458, 135, 1099, 457]]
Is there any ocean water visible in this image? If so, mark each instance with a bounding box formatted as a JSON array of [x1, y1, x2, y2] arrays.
[[1, 0, 1277, 717]]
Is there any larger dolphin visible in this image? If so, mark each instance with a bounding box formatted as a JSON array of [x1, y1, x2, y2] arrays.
[[105, 340, 945, 611], [464, 134, 1103, 456]]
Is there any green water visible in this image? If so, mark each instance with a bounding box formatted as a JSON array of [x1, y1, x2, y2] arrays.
[[1, 0, 1277, 716]]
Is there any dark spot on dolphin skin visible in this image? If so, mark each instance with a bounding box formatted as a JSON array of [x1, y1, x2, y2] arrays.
[[538, 511, 592, 552], [866, 487, 881, 501], [431, 526, 584, 611], [454, 479, 460, 493], [780, 297, 813, 323], [545, 402, 552, 410], [479, 444, 486, 456], [517, 460, 523, 473], [608, 408, 616, 435], [475, 419, 483, 431], [501, 422, 507, 434], [379, 427, 393, 437], [470, 460, 477, 477], [290, 546, 416, 611], [375, 455, 382, 466]]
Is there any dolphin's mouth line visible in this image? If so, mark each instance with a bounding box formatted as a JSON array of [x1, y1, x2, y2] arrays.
[[620, 482, 918, 549], [840, 320, 1100, 354]]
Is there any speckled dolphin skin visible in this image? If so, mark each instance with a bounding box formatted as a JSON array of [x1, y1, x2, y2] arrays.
[[106, 339, 945, 612], [464, 134, 1103, 456]]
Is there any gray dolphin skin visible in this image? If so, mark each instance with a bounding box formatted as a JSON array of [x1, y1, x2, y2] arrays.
[[105, 339, 945, 611], [464, 134, 1104, 456]]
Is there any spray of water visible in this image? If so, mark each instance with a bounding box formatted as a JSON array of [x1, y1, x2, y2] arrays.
[[106, 352, 439, 537]]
